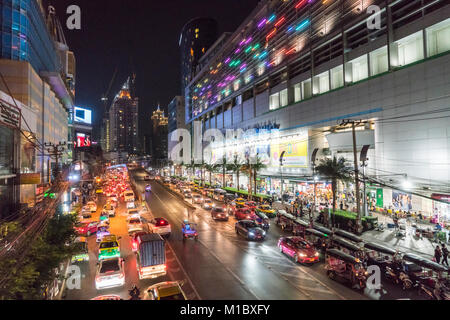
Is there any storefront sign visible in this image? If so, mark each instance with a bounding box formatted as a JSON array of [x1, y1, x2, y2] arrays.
[[20, 173, 41, 185], [0, 100, 20, 127], [270, 136, 308, 168], [431, 194, 450, 204]]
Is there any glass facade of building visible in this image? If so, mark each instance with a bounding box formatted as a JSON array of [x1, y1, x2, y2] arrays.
[[186, 0, 449, 122], [0, 0, 60, 73]]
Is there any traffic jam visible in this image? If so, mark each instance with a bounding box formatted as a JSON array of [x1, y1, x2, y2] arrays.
[[160, 176, 450, 300], [71, 165, 187, 300], [69, 165, 450, 300]]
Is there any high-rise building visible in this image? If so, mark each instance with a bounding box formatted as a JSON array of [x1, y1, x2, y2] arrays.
[[185, 0, 450, 220], [109, 76, 139, 156], [179, 18, 218, 95], [151, 106, 168, 167], [168, 96, 186, 134], [0, 1, 75, 215]]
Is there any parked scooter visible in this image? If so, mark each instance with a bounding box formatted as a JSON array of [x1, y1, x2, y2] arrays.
[[419, 278, 450, 300], [385, 265, 414, 290]]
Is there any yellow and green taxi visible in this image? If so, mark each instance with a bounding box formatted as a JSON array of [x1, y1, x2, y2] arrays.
[[71, 237, 89, 263], [98, 235, 120, 260], [235, 198, 246, 206], [257, 205, 276, 218]]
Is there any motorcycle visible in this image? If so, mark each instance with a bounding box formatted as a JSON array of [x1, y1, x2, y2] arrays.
[[129, 285, 141, 300], [419, 278, 450, 300], [385, 265, 414, 290]]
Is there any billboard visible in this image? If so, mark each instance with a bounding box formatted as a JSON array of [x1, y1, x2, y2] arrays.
[[76, 133, 91, 148], [74, 107, 92, 125], [270, 135, 308, 168]]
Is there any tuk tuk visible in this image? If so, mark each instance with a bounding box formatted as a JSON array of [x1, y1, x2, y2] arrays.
[[364, 242, 397, 271], [331, 236, 365, 259], [292, 218, 310, 237], [313, 225, 333, 237], [334, 229, 363, 243], [402, 253, 450, 299], [325, 248, 367, 290], [305, 228, 330, 251], [275, 210, 296, 231]]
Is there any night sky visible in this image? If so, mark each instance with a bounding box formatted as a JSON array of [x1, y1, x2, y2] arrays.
[[49, 0, 260, 142]]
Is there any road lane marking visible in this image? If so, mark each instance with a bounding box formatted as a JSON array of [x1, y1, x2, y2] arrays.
[[151, 189, 261, 301]]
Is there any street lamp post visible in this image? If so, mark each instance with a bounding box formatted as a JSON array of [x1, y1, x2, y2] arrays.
[[279, 151, 286, 204]]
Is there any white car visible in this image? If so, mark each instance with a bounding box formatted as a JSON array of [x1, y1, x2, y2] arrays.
[[192, 194, 203, 204], [127, 216, 144, 234], [95, 258, 125, 290], [148, 218, 171, 236], [123, 191, 135, 202], [126, 201, 136, 209], [86, 201, 97, 213], [203, 199, 214, 209], [102, 204, 115, 217]]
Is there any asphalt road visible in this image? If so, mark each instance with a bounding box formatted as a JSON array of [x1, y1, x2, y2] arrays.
[[64, 167, 425, 300]]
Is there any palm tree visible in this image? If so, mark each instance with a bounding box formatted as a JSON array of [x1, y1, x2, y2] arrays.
[[315, 156, 352, 229], [204, 163, 220, 186], [251, 155, 267, 197], [227, 155, 243, 191], [220, 156, 228, 188]]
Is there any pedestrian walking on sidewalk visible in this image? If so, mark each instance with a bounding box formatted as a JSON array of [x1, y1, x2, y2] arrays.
[[434, 245, 442, 264], [442, 244, 449, 266]]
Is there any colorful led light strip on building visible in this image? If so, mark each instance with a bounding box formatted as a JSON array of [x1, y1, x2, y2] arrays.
[[244, 37, 252, 45], [257, 18, 267, 28], [267, 14, 276, 23], [286, 47, 297, 55], [295, 19, 310, 31], [259, 51, 268, 59], [295, 0, 308, 9], [224, 57, 231, 64], [266, 28, 277, 41], [274, 17, 286, 27]]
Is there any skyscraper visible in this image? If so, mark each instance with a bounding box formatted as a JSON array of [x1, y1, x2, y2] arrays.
[[151, 106, 168, 167], [109, 76, 139, 155], [179, 18, 218, 95]]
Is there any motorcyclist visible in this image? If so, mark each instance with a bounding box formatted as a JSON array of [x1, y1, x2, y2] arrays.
[[129, 284, 141, 300]]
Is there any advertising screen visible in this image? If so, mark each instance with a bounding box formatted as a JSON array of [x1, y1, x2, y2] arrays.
[[76, 133, 91, 148], [270, 135, 308, 168], [74, 107, 92, 125]]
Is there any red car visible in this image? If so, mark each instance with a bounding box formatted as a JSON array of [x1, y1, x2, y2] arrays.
[[75, 221, 99, 236], [245, 201, 258, 210], [278, 236, 319, 264], [234, 207, 257, 220]]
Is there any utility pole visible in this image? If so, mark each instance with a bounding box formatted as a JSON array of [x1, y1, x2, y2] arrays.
[[280, 151, 286, 204], [339, 120, 368, 234], [44, 141, 66, 183], [311, 148, 319, 227]]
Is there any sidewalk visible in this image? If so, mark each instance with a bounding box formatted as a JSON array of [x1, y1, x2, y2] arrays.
[[272, 201, 444, 260]]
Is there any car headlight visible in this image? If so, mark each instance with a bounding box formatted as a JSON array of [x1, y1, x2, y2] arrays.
[[262, 231, 266, 236], [248, 231, 255, 236], [299, 253, 306, 257], [315, 252, 319, 257]]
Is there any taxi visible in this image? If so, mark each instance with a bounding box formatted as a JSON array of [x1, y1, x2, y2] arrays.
[[143, 281, 187, 300], [98, 235, 121, 260], [71, 237, 89, 263], [257, 205, 276, 218], [234, 198, 246, 206], [95, 187, 103, 194]]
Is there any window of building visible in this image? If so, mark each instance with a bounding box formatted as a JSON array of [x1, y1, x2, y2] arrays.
[[293, 83, 302, 102], [280, 89, 288, 107], [394, 31, 424, 67], [269, 93, 280, 110], [302, 78, 312, 99], [330, 65, 343, 89], [370, 46, 388, 76], [257, 63, 265, 76], [346, 55, 368, 83], [313, 71, 330, 94], [426, 18, 450, 57]]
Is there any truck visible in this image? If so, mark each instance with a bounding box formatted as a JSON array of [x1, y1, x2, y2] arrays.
[[136, 233, 166, 279]]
